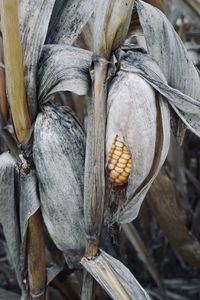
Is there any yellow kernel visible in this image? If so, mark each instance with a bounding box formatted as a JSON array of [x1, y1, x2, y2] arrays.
[[110, 158, 117, 165], [115, 166, 123, 173], [121, 171, 129, 177], [127, 163, 132, 168], [117, 162, 126, 168], [121, 153, 130, 160], [119, 158, 127, 164], [108, 164, 115, 170], [114, 150, 121, 156], [115, 146, 123, 151], [112, 154, 119, 160], [125, 167, 131, 173], [115, 141, 123, 148], [110, 170, 119, 179], [118, 175, 128, 181]]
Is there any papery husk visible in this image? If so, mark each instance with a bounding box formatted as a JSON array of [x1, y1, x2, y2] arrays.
[[19, 0, 94, 121], [37, 45, 92, 104], [0, 152, 30, 299], [46, 0, 94, 45], [81, 249, 151, 300], [33, 103, 86, 267], [93, 0, 134, 57], [106, 71, 170, 223], [19, 0, 56, 121], [135, 0, 200, 142], [120, 50, 200, 138], [19, 169, 45, 297], [73, 15, 94, 51]]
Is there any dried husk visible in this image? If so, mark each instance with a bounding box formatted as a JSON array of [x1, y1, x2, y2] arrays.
[[37, 45, 92, 104], [33, 103, 86, 267], [19, 0, 94, 121], [19, 0, 56, 121], [0, 152, 30, 299], [135, 0, 200, 142], [46, 0, 94, 45], [119, 50, 200, 138], [81, 250, 151, 300], [105, 70, 170, 224], [93, 0, 135, 57]]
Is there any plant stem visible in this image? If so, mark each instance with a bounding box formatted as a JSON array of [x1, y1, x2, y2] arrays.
[[0, 0, 30, 142], [84, 57, 108, 256]]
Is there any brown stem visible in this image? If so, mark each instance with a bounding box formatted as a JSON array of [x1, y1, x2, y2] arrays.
[[84, 58, 108, 257], [0, 0, 31, 142], [27, 210, 46, 297]]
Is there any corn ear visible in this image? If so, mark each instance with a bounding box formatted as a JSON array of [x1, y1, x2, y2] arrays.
[[33, 103, 86, 267], [107, 136, 132, 186], [106, 72, 157, 192]]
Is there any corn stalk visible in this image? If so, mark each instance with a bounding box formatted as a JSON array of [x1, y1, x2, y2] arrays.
[[83, 1, 135, 298], [0, 1, 46, 297]]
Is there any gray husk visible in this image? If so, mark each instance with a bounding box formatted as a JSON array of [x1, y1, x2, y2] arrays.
[[38, 45, 92, 103], [19, 0, 56, 121], [0, 152, 30, 299], [19, 169, 40, 240], [81, 249, 151, 300], [135, 0, 200, 141], [120, 51, 200, 138], [46, 0, 94, 45], [33, 103, 86, 267]]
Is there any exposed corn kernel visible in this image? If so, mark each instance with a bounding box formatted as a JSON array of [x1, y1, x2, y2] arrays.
[[114, 150, 122, 156], [115, 166, 123, 173], [117, 162, 125, 168], [107, 136, 132, 186], [110, 170, 119, 179], [121, 153, 130, 159], [119, 158, 127, 164], [116, 141, 123, 147]]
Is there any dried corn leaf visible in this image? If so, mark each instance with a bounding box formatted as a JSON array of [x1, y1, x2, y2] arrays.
[[19, 169, 40, 241], [94, 0, 134, 57], [81, 249, 151, 300], [38, 45, 92, 103], [120, 50, 200, 138], [0, 152, 29, 299], [135, 0, 200, 140], [46, 0, 94, 45], [19, 0, 56, 121], [147, 167, 200, 268], [33, 103, 86, 267]]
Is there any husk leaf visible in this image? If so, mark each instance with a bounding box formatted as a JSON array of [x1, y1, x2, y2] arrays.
[[81, 250, 151, 300], [46, 0, 94, 45], [135, 0, 200, 141], [38, 45, 92, 103], [19, 0, 56, 121], [94, 0, 135, 57], [33, 103, 86, 267]]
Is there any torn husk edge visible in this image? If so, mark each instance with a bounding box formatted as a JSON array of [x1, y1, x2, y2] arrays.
[[81, 250, 151, 300]]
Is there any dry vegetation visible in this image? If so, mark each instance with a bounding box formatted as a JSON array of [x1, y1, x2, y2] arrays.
[[0, 0, 200, 299]]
